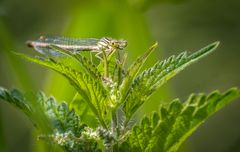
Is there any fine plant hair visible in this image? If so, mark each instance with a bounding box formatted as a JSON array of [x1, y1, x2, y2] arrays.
[[0, 39, 240, 152]]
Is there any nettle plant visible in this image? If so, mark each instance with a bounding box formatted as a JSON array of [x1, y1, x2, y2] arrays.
[[0, 37, 239, 152]]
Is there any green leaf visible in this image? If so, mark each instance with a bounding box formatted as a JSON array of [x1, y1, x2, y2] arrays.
[[36, 93, 101, 151], [15, 53, 110, 129], [119, 43, 158, 106], [0, 87, 51, 131], [120, 88, 240, 152], [123, 41, 220, 120], [36, 93, 86, 135], [0, 87, 96, 151], [33, 92, 96, 151], [50, 45, 101, 80], [0, 87, 86, 132], [0, 87, 31, 116], [69, 93, 99, 128]]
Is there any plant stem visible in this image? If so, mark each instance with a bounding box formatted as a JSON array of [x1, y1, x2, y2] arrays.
[[112, 110, 119, 152]]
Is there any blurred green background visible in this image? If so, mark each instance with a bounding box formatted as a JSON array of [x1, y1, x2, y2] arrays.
[[0, 0, 240, 151]]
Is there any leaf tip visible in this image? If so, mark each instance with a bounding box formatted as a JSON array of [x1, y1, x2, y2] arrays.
[[207, 41, 220, 52], [153, 41, 158, 48], [212, 41, 220, 48], [146, 41, 158, 55], [11, 51, 21, 56], [12, 52, 27, 59], [227, 87, 240, 95]]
